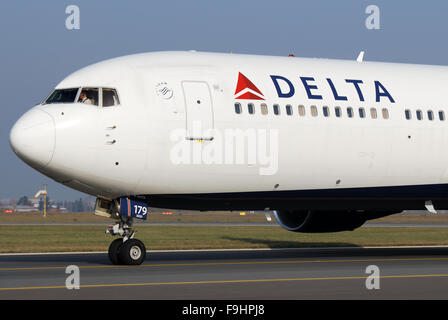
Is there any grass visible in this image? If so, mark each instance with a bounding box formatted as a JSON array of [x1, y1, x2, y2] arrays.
[[1, 210, 448, 253], [0, 211, 270, 224], [1, 225, 448, 253], [2, 210, 448, 224]]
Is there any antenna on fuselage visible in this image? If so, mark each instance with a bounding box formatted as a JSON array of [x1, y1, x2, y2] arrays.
[[357, 51, 365, 63]]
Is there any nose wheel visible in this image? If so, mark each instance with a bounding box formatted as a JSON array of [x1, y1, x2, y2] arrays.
[[108, 238, 124, 265], [119, 239, 146, 265], [108, 238, 146, 265]]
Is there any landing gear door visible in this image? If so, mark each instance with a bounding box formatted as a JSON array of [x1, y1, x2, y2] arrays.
[[182, 81, 214, 141], [119, 197, 148, 220]]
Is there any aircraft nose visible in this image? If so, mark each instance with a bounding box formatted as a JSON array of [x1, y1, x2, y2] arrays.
[[9, 108, 55, 168]]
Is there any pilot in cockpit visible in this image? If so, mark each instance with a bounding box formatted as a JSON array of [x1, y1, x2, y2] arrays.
[[79, 92, 93, 104]]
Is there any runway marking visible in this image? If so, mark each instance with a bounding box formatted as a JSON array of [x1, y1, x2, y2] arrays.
[[1, 257, 448, 271], [1, 274, 448, 291]]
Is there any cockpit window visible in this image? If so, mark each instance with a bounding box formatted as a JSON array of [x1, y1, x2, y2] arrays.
[[44, 87, 120, 107], [102, 88, 120, 107], [44, 88, 79, 104], [78, 88, 99, 106]]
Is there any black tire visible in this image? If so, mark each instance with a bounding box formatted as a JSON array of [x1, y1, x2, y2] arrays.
[[118, 239, 146, 265], [108, 238, 124, 265]]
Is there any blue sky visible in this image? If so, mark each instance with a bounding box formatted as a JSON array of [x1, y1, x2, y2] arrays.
[[1, 0, 447, 200]]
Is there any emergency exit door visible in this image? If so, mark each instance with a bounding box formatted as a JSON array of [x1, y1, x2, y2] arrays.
[[182, 81, 214, 141]]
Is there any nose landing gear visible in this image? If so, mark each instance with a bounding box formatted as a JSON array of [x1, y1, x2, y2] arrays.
[[95, 197, 148, 265], [105, 216, 146, 265]]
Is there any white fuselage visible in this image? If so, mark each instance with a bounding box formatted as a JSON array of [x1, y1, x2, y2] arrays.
[[10, 51, 448, 210]]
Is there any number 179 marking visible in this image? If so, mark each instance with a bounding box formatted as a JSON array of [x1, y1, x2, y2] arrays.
[[134, 205, 147, 215]]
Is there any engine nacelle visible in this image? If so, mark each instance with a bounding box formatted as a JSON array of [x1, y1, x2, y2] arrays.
[[274, 210, 392, 233]]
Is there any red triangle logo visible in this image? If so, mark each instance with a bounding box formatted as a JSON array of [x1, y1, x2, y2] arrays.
[[234, 72, 264, 100]]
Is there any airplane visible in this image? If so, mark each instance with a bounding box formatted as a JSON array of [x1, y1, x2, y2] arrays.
[[9, 50, 448, 265]]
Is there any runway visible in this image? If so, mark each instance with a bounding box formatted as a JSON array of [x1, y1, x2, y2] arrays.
[[1, 247, 448, 300]]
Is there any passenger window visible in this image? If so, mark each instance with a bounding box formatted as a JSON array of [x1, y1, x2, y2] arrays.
[[298, 105, 306, 116], [310, 105, 318, 117], [273, 104, 280, 115], [323, 106, 330, 117], [405, 109, 412, 120], [359, 108, 365, 118], [347, 107, 353, 118], [335, 106, 341, 118], [439, 111, 445, 121], [370, 108, 377, 119], [260, 103, 268, 115], [382, 108, 389, 119], [78, 88, 99, 106], [286, 105, 293, 116], [416, 110, 423, 120], [102, 88, 120, 107], [428, 110, 434, 121], [234, 103, 242, 114], [248, 103, 255, 114]]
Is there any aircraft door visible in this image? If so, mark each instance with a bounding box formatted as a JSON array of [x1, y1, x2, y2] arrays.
[[182, 81, 214, 141]]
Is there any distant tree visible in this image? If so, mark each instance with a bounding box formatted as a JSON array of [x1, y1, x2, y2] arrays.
[[72, 199, 78, 212], [46, 196, 51, 212], [81, 197, 93, 211], [65, 200, 73, 212], [38, 198, 44, 211], [77, 198, 85, 212], [17, 196, 30, 206], [71, 199, 82, 212]]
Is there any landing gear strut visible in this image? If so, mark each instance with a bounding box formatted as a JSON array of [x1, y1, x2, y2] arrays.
[[95, 198, 147, 265]]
